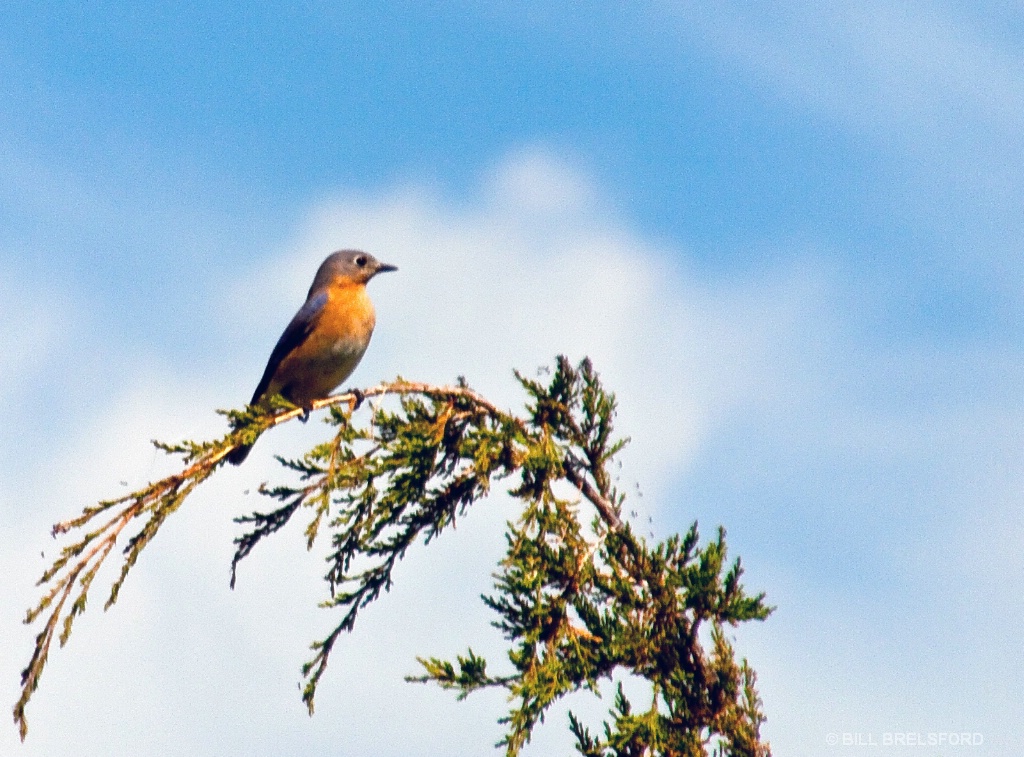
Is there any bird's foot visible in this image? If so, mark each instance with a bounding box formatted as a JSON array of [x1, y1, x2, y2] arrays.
[[347, 388, 365, 413], [300, 407, 311, 423]]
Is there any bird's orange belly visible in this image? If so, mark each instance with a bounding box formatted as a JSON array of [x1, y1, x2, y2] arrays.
[[276, 339, 368, 405]]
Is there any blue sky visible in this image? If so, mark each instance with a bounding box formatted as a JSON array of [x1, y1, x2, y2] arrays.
[[2, 2, 1023, 755]]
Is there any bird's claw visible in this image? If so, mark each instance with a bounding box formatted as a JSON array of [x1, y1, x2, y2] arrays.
[[348, 388, 365, 413], [300, 408, 311, 423]]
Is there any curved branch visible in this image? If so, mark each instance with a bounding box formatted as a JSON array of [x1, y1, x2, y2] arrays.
[[562, 464, 623, 532], [19, 379, 508, 740], [16, 375, 625, 740]]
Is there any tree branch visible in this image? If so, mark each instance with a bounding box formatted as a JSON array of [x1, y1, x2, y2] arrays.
[[17, 379, 516, 740], [562, 463, 623, 531]]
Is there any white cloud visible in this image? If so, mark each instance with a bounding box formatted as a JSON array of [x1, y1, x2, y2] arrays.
[[0, 274, 68, 395], [642, 0, 1024, 290], [654, 1, 1024, 147], [224, 148, 816, 507]]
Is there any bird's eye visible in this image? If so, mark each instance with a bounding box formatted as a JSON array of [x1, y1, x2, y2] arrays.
[[355, 255, 368, 267]]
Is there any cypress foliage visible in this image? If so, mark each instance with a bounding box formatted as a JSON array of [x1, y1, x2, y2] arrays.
[[16, 356, 771, 755]]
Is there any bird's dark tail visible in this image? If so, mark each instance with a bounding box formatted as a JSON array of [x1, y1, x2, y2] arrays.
[[227, 442, 254, 465]]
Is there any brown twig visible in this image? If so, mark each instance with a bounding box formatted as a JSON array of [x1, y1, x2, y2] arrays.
[[562, 464, 623, 531]]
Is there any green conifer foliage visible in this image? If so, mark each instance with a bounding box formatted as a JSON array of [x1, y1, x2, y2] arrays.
[[16, 357, 771, 755]]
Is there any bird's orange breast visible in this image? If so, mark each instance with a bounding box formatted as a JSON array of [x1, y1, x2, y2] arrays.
[[269, 282, 377, 405], [318, 281, 377, 348]]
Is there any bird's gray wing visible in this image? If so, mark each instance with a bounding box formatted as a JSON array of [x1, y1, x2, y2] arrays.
[[249, 290, 328, 405]]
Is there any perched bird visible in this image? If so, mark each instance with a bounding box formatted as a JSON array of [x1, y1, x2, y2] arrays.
[[228, 250, 397, 465]]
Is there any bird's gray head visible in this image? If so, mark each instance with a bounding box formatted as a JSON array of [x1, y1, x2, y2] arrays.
[[310, 249, 398, 291]]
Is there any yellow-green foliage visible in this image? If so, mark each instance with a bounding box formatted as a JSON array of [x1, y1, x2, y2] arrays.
[[16, 357, 771, 756]]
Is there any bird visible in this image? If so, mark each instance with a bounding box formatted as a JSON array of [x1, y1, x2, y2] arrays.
[[227, 249, 397, 465]]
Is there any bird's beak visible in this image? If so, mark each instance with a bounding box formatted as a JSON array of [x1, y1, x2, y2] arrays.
[[375, 262, 398, 274]]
